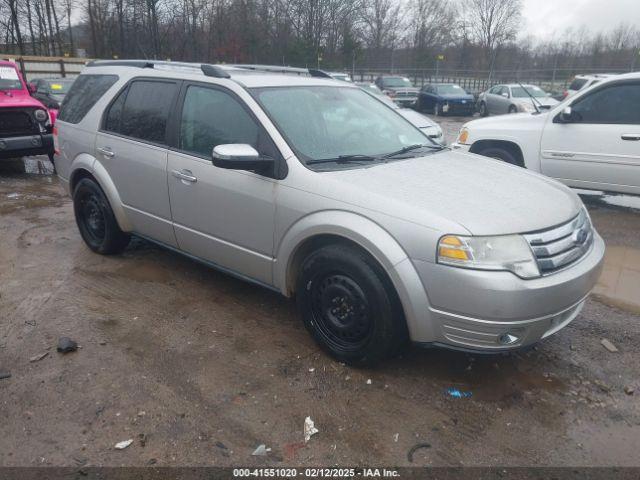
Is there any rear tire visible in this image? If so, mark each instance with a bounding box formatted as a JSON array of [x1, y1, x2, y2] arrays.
[[296, 244, 407, 366], [73, 178, 130, 255]]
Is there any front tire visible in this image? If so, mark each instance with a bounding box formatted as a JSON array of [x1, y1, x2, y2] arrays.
[[296, 244, 407, 366], [508, 105, 517, 114], [73, 178, 130, 254], [479, 101, 488, 117]]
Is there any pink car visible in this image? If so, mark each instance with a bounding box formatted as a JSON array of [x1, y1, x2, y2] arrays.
[[0, 60, 54, 161]]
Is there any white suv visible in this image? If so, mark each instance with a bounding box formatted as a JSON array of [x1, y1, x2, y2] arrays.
[[453, 72, 640, 195]]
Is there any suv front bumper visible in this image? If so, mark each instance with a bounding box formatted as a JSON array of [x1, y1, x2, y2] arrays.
[[0, 133, 54, 159], [410, 231, 605, 352]]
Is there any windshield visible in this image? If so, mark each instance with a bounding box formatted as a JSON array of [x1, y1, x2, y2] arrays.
[[45, 79, 74, 94], [0, 66, 23, 90], [382, 77, 413, 88], [436, 84, 467, 95], [254, 86, 432, 167], [511, 86, 547, 98]]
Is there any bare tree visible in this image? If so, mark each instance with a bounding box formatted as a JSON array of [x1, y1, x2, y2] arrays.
[[465, 0, 522, 77]]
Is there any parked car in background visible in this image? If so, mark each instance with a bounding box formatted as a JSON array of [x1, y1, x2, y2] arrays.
[[30, 77, 75, 125], [327, 71, 352, 82], [563, 74, 615, 99], [478, 84, 558, 116], [357, 82, 444, 143], [55, 60, 604, 365], [417, 83, 475, 116], [31, 77, 74, 109], [374, 75, 419, 107], [0, 60, 54, 161], [453, 72, 640, 195]]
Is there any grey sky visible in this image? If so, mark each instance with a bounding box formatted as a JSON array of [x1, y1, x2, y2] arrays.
[[521, 0, 640, 40]]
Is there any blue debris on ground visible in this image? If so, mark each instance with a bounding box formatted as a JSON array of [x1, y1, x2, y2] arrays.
[[446, 387, 472, 398]]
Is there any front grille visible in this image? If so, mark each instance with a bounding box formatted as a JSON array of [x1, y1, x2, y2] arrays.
[[395, 91, 416, 97], [523, 210, 593, 275], [0, 109, 37, 136]]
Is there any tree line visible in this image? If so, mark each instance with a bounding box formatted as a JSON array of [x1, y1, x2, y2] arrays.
[[2, 0, 639, 75]]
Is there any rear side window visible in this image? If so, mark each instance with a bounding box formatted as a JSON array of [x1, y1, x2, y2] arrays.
[[104, 80, 178, 144], [58, 74, 118, 124]]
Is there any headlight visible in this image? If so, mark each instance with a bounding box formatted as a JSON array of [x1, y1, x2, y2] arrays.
[[457, 127, 469, 144], [437, 234, 540, 279], [34, 109, 48, 122]]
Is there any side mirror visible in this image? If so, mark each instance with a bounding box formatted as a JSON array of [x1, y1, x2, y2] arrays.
[[560, 106, 574, 122], [212, 144, 274, 172], [501, 92, 509, 98], [28, 82, 37, 94]]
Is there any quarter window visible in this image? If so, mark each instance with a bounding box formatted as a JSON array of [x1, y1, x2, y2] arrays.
[[571, 83, 640, 125], [179, 85, 259, 157], [58, 74, 118, 124]]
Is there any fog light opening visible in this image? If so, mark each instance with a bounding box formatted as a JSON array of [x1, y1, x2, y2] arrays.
[[498, 333, 520, 345]]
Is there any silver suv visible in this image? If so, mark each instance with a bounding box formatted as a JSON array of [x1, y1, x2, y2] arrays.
[[55, 61, 605, 365]]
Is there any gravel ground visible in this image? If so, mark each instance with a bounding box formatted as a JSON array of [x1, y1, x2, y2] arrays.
[[0, 145, 639, 468]]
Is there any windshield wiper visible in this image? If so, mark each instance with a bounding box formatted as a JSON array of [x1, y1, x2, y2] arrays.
[[384, 143, 444, 158], [307, 154, 380, 165], [518, 82, 542, 114]]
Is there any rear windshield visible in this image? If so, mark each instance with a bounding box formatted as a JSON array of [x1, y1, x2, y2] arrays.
[[569, 78, 588, 91], [436, 84, 467, 95], [0, 65, 22, 90], [58, 74, 118, 124]]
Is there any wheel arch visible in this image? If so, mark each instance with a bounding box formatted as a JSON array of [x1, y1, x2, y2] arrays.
[[69, 161, 133, 232], [274, 211, 432, 341], [469, 139, 525, 167]]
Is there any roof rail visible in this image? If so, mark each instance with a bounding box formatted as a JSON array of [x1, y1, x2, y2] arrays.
[[86, 60, 231, 79], [232, 64, 309, 75], [232, 64, 340, 80]]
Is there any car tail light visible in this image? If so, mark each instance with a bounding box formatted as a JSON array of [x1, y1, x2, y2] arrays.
[[53, 126, 60, 155], [562, 91, 568, 98]]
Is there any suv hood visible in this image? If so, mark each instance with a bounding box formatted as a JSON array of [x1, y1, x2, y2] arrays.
[[323, 150, 581, 236]]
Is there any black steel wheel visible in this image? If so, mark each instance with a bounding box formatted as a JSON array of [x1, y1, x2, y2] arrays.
[[73, 178, 130, 254], [296, 244, 407, 366]]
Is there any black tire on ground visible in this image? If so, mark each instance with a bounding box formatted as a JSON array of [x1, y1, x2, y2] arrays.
[[73, 178, 130, 254], [479, 102, 488, 117], [296, 244, 408, 366], [508, 105, 518, 113], [476, 146, 523, 167]]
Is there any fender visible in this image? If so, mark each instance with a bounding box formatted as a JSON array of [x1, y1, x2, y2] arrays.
[[274, 210, 433, 341], [69, 156, 133, 232]]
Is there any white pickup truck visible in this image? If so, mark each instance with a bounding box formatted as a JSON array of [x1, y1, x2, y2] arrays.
[[452, 72, 640, 196]]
